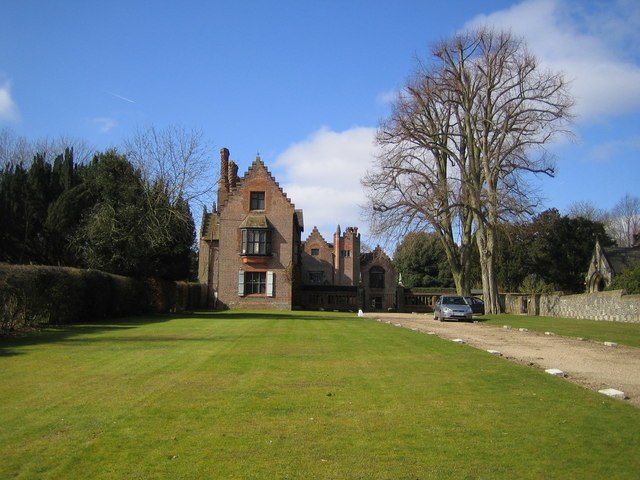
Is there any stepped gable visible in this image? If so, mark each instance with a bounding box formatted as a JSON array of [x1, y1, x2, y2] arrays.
[[241, 156, 297, 209], [361, 245, 391, 265], [200, 209, 219, 241], [305, 226, 331, 247], [200, 208, 210, 237]]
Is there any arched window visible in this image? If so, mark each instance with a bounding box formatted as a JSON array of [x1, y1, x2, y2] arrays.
[[369, 266, 385, 289]]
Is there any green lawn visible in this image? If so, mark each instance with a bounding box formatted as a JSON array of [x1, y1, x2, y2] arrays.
[[481, 314, 640, 347], [1, 310, 639, 479]]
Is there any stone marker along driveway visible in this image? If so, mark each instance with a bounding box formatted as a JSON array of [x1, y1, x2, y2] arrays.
[[370, 312, 640, 408]]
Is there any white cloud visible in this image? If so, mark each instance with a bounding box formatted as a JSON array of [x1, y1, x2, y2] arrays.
[[588, 135, 640, 162], [465, 0, 640, 121], [92, 117, 118, 133], [274, 126, 377, 240], [376, 89, 398, 105], [0, 80, 20, 123]]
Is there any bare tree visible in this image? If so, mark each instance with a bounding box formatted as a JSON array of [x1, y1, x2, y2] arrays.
[[33, 136, 95, 165], [0, 127, 95, 167], [566, 200, 609, 223], [124, 125, 216, 207], [608, 194, 640, 247], [452, 30, 574, 312], [363, 29, 574, 313], [123, 125, 217, 245], [362, 74, 475, 295], [0, 128, 31, 167]]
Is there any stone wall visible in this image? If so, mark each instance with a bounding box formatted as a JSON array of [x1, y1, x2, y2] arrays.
[[503, 290, 640, 323]]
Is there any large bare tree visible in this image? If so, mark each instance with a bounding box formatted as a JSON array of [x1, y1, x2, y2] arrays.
[[362, 69, 475, 295], [364, 29, 574, 312], [0, 127, 95, 167], [567, 200, 609, 223], [607, 194, 640, 247], [124, 125, 215, 207], [123, 125, 216, 245]]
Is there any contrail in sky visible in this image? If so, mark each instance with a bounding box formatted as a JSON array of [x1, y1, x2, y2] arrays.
[[105, 90, 136, 103]]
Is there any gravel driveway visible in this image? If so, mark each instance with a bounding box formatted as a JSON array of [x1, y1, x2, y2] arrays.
[[369, 312, 640, 407]]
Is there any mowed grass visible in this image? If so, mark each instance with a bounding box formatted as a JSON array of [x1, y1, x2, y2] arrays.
[[481, 314, 640, 348], [1, 311, 639, 479]]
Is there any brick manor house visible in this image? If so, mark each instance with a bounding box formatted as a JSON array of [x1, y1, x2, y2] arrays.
[[198, 148, 397, 311]]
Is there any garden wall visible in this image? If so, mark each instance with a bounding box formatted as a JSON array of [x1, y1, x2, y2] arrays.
[[502, 290, 640, 323]]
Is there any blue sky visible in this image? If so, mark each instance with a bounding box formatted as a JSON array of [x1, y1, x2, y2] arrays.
[[1, 0, 639, 246]]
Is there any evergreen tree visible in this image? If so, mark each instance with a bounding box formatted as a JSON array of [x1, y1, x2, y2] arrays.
[[494, 209, 614, 293], [394, 232, 455, 288]]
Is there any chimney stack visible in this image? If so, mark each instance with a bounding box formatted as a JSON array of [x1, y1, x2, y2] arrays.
[[218, 147, 230, 207], [228, 160, 239, 190]]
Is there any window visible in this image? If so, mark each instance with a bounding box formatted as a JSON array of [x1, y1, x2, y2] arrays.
[[308, 271, 325, 284], [245, 271, 266, 294], [310, 248, 320, 256], [308, 294, 321, 305], [369, 266, 385, 289], [371, 296, 383, 310], [340, 250, 351, 257], [238, 271, 274, 296], [250, 191, 265, 211], [241, 229, 271, 255]]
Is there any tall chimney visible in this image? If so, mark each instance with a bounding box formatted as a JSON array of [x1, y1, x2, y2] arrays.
[[228, 160, 239, 190], [218, 147, 230, 207]]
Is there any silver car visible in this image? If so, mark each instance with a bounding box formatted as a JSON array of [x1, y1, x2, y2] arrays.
[[434, 295, 473, 322]]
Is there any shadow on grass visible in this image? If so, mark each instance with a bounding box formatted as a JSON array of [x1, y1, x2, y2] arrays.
[[0, 310, 358, 356], [202, 310, 357, 321], [0, 314, 175, 357]]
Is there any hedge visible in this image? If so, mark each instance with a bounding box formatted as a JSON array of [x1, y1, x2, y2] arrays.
[[0, 263, 204, 332]]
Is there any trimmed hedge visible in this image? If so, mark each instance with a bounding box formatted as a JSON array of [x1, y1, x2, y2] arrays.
[[0, 263, 203, 332]]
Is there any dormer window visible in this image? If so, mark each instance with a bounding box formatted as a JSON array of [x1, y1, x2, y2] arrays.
[[250, 191, 265, 211]]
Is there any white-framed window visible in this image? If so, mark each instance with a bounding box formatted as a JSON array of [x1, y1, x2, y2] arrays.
[[239, 271, 274, 297]]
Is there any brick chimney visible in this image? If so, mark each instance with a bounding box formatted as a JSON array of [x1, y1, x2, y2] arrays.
[[228, 160, 239, 190], [218, 147, 230, 207]]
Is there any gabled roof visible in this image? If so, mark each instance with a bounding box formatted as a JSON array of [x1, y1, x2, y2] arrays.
[[200, 210, 219, 241], [603, 246, 640, 275], [217, 156, 299, 215], [305, 226, 331, 247], [361, 246, 393, 267], [241, 157, 297, 209]]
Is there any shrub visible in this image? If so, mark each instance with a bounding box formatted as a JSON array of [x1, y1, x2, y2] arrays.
[[519, 274, 555, 294], [608, 261, 640, 294]]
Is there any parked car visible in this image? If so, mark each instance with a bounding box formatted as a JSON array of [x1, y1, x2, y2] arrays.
[[464, 296, 485, 315], [433, 295, 473, 322]]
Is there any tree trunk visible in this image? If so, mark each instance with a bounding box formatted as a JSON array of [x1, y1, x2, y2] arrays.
[[475, 221, 501, 314]]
